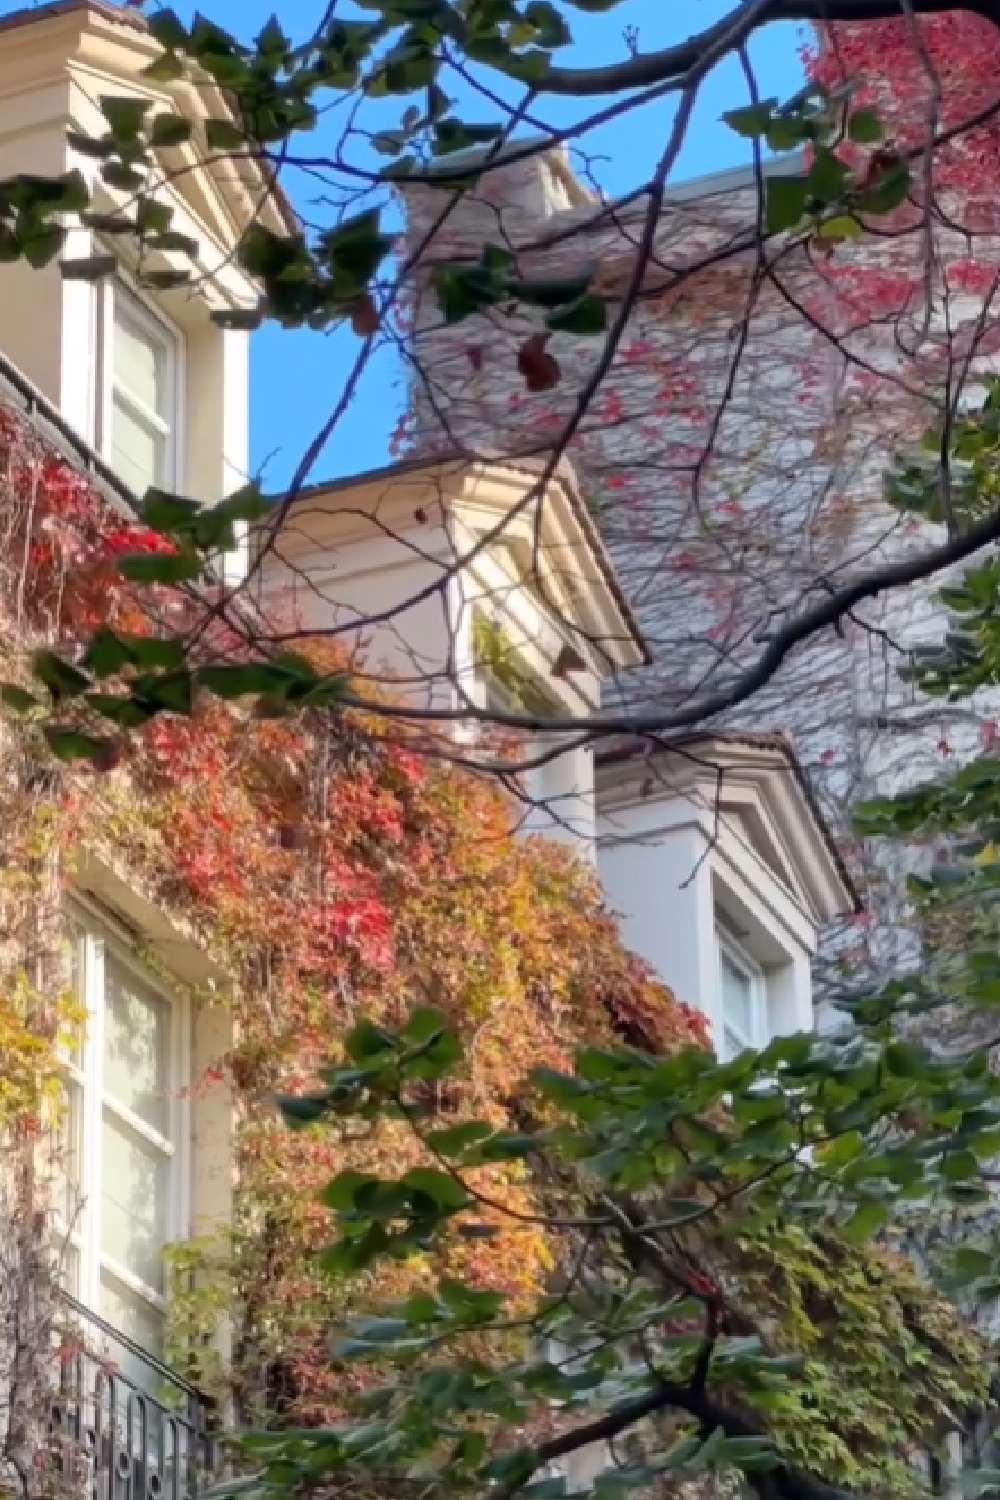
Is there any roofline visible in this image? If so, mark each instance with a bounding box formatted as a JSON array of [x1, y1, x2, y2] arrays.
[[280, 449, 651, 666], [0, 0, 299, 236], [597, 730, 860, 914]]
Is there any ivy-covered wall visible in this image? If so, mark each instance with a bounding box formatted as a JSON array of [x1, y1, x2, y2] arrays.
[[0, 405, 989, 1488]]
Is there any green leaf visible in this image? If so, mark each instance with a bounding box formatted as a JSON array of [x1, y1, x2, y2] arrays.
[[100, 96, 151, 140], [765, 175, 808, 234], [147, 231, 200, 256], [425, 1121, 493, 1157], [22, 225, 66, 269], [0, 683, 38, 714], [841, 1198, 888, 1242], [722, 101, 778, 139], [807, 147, 848, 203], [117, 550, 202, 585], [33, 651, 90, 702], [346, 1017, 396, 1062], [817, 213, 863, 239], [319, 1170, 380, 1211], [197, 663, 298, 700], [138, 669, 194, 715], [401, 1167, 470, 1211], [85, 693, 157, 729], [206, 118, 246, 152], [123, 635, 188, 671], [43, 727, 111, 763], [101, 162, 146, 193], [848, 107, 883, 144], [81, 629, 134, 679], [147, 8, 188, 50], [140, 490, 202, 534], [150, 114, 193, 148], [546, 292, 607, 335], [856, 158, 909, 215], [60, 255, 118, 282], [276, 1093, 331, 1128], [67, 131, 114, 161], [143, 50, 187, 82]]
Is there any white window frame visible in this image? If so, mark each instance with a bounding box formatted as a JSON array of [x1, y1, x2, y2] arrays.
[[55, 900, 190, 1354], [96, 275, 184, 496], [715, 926, 768, 1060]]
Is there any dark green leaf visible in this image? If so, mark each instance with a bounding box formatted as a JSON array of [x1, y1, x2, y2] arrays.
[[841, 1198, 888, 1243], [147, 9, 188, 50], [150, 114, 193, 148], [43, 727, 111, 763], [765, 175, 808, 233], [100, 96, 151, 140], [205, 118, 246, 152], [401, 1167, 470, 1211], [116, 550, 202, 584], [276, 1093, 331, 1128], [60, 254, 118, 281], [546, 292, 607, 335], [34, 651, 90, 701], [722, 101, 778, 139], [848, 107, 883, 144], [0, 683, 38, 714]]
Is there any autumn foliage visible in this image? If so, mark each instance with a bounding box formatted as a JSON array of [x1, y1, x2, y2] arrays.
[[0, 403, 707, 1424]]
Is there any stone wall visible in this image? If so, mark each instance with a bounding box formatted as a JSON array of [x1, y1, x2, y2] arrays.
[[400, 148, 1000, 1021]]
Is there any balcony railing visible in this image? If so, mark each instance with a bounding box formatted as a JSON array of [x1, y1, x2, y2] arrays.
[[46, 1292, 221, 1500]]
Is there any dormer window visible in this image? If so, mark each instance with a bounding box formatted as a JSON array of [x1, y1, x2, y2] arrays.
[[99, 281, 182, 498], [717, 933, 767, 1060]]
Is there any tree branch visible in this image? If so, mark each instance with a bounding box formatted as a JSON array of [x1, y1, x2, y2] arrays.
[[539, 0, 1000, 96], [495, 1376, 858, 1500]]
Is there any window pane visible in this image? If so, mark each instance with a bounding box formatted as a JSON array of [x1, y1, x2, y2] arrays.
[[101, 1110, 170, 1292], [719, 950, 753, 1042], [100, 1271, 165, 1371], [111, 394, 165, 496], [114, 306, 167, 417], [52, 1077, 82, 1229], [103, 959, 171, 1135]]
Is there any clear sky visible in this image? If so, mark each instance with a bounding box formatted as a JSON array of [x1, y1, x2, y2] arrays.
[[3, 0, 806, 487]]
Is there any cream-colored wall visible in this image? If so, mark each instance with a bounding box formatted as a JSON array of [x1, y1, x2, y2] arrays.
[[597, 790, 818, 1044], [264, 520, 466, 710], [0, 16, 254, 511], [262, 503, 602, 858]]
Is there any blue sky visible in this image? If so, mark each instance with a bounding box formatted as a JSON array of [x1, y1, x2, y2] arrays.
[[5, 0, 806, 487]]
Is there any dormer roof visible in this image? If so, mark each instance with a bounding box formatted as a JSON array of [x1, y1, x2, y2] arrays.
[[0, 0, 296, 245], [274, 452, 649, 679], [597, 731, 858, 926]]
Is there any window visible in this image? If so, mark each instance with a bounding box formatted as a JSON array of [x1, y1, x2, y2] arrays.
[[716, 935, 766, 1060], [99, 282, 181, 497], [55, 916, 188, 1364]]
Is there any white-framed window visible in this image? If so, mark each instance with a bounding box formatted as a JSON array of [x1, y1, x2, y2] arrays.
[[55, 912, 189, 1363], [97, 280, 182, 498], [716, 931, 768, 1060]]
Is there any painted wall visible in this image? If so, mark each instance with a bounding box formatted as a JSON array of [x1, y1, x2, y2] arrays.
[[400, 152, 1000, 1012], [597, 790, 817, 1047], [0, 11, 254, 509]]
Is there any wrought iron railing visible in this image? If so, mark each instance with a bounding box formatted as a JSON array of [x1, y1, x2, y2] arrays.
[[47, 1292, 221, 1500]]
